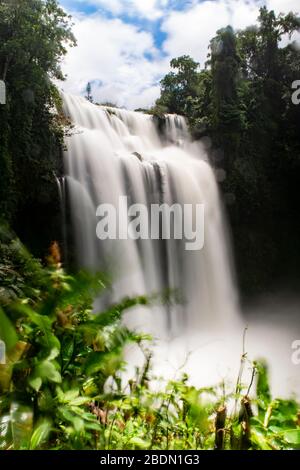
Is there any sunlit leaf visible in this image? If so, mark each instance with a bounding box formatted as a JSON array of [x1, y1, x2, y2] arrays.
[[30, 418, 52, 449], [129, 436, 150, 449], [283, 429, 300, 445]]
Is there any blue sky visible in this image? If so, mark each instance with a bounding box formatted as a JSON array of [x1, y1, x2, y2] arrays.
[[59, 0, 299, 109]]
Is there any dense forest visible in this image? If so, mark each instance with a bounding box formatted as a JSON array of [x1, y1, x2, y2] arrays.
[[0, 0, 75, 252], [152, 8, 300, 295], [0, 0, 300, 451]]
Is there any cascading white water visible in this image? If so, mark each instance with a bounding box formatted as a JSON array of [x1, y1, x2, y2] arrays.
[[62, 94, 239, 338], [61, 94, 300, 398]]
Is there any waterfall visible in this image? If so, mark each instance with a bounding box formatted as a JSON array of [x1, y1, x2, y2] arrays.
[[62, 94, 239, 338], [55, 175, 68, 262]]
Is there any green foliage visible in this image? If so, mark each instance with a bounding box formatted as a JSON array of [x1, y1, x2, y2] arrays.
[[250, 362, 300, 450], [0, 233, 151, 449], [0, 223, 47, 304], [156, 55, 201, 116], [0, 307, 18, 351], [0, 0, 76, 253], [0, 235, 299, 450], [209, 26, 244, 165]]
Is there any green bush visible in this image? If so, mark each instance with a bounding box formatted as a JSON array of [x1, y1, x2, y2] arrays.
[[0, 234, 299, 450]]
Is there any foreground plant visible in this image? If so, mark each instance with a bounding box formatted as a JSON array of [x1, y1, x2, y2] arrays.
[[0, 235, 149, 449], [0, 232, 299, 450]]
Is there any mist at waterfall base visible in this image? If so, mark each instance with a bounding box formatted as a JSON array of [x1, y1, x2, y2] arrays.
[[61, 95, 300, 399]]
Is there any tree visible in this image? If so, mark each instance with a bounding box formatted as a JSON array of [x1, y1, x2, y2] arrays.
[[0, 0, 75, 252], [86, 82, 93, 102], [156, 55, 201, 116], [0, 0, 75, 82], [208, 26, 244, 167]]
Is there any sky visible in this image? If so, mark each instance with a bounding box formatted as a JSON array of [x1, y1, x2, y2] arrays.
[[59, 0, 300, 109]]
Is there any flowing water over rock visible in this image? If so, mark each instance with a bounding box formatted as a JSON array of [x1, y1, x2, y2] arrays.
[[62, 94, 239, 336], [61, 95, 300, 398]]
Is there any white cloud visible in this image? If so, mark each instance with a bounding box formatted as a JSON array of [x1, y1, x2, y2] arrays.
[[161, 0, 299, 67], [61, 13, 168, 109], [128, 0, 165, 20], [267, 0, 299, 15], [84, 0, 168, 19], [61, 1, 300, 108], [162, 1, 230, 67]]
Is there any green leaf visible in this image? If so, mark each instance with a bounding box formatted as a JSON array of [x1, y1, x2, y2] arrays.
[[0, 307, 18, 351], [256, 360, 271, 415], [84, 351, 106, 375], [47, 347, 60, 361], [250, 427, 273, 450], [16, 304, 53, 330], [37, 388, 55, 412], [84, 421, 101, 431], [16, 304, 59, 353], [72, 397, 92, 407], [28, 376, 42, 392], [60, 389, 80, 403], [84, 350, 122, 376], [283, 429, 300, 445], [61, 337, 74, 366], [73, 417, 84, 433], [129, 437, 150, 450], [56, 388, 90, 406], [30, 418, 52, 450], [35, 360, 61, 384]]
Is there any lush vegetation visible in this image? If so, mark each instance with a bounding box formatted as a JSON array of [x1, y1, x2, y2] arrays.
[[154, 7, 300, 296], [0, 1, 300, 452], [0, 0, 75, 254], [0, 231, 299, 450]]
